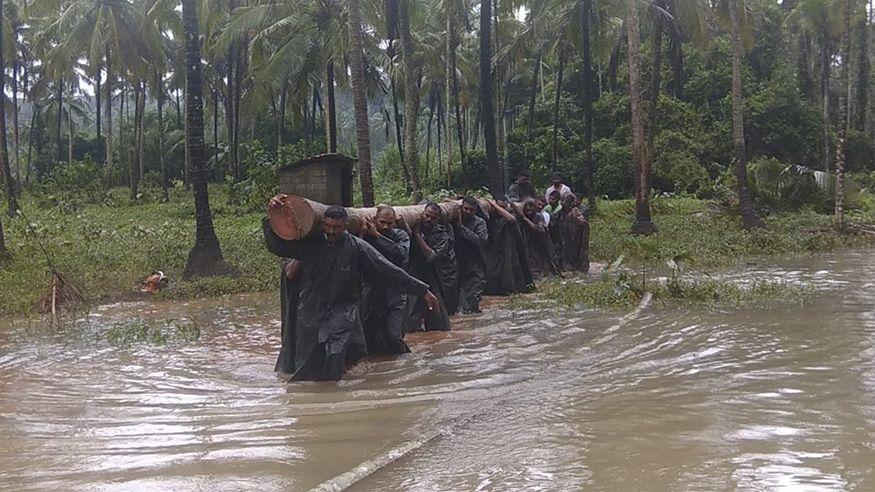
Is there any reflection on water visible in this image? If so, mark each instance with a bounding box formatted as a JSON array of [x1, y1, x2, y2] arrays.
[[2, 251, 875, 490]]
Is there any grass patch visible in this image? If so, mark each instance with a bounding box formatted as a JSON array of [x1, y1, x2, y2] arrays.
[[103, 318, 201, 346], [509, 275, 813, 312]]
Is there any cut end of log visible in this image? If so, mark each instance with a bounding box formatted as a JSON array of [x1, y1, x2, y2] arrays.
[[268, 195, 316, 241]]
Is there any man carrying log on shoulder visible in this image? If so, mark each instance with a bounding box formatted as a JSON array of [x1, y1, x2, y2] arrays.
[[454, 196, 489, 314], [484, 197, 534, 295], [404, 202, 458, 329], [263, 196, 439, 381], [358, 206, 414, 355]]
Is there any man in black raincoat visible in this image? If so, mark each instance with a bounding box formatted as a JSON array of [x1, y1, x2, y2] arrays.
[[263, 198, 439, 381], [359, 206, 413, 354], [520, 198, 560, 281], [406, 202, 457, 330], [484, 197, 534, 295], [454, 196, 489, 313]]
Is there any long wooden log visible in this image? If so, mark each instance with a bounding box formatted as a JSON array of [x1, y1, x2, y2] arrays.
[[268, 195, 504, 241]]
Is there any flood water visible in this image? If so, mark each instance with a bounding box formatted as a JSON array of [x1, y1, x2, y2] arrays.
[[2, 249, 875, 491]]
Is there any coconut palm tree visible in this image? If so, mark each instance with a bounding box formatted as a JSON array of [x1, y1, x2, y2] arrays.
[[181, 0, 235, 279], [627, 0, 656, 234], [834, 0, 851, 230], [399, 0, 422, 200], [480, 0, 502, 196], [348, 0, 375, 205], [0, 0, 19, 216], [725, 0, 764, 229]]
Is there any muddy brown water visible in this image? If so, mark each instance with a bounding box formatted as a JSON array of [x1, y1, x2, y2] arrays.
[[2, 250, 875, 491]]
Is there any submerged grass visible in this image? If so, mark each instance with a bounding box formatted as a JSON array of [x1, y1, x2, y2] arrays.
[[0, 188, 870, 317], [509, 275, 814, 312]]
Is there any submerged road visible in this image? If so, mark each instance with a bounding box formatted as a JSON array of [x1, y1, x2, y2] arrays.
[[1, 250, 874, 490]]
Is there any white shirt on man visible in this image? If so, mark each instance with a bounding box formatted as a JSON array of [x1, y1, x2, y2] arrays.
[[545, 183, 572, 201]]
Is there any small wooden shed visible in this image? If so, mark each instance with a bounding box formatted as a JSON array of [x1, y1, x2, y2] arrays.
[[277, 153, 355, 207]]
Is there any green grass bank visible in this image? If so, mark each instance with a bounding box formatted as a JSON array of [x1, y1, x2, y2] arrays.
[[2, 188, 874, 317]]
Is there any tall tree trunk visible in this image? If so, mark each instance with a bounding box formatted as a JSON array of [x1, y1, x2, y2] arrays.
[[797, 31, 815, 99], [278, 80, 287, 148], [729, 0, 764, 229], [12, 57, 19, 187], [119, 82, 126, 183], [480, 0, 502, 196], [835, 0, 851, 230], [853, 10, 869, 131], [551, 47, 566, 173], [105, 49, 114, 180], [627, 0, 656, 234], [821, 35, 831, 172], [130, 80, 141, 200], [212, 88, 219, 177], [55, 78, 63, 163], [348, 0, 375, 206], [67, 100, 73, 166], [493, 0, 506, 186], [158, 74, 168, 200], [453, 47, 466, 170], [176, 88, 182, 129], [527, 49, 542, 139], [0, 0, 19, 216], [233, 37, 244, 180], [326, 62, 337, 152], [647, 19, 663, 153], [446, 4, 454, 178], [95, 72, 102, 163], [181, 0, 234, 279], [399, 0, 422, 199], [26, 105, 38, 184], [390, 73, 410, 189], [582, 0, 596, 209], [425, 96, 434, 181]]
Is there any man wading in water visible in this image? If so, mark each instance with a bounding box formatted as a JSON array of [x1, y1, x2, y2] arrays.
[[454, 197, 489, 313], [404, 202, 457, 329], [359, 206, 414, 354], [263, 197, 439, 381]]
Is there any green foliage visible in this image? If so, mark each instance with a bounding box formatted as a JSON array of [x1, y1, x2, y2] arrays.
[[38, 156, 108, 210], [747, 157, 830, 212], [229, 140, 326, 211], [592, 138, 633, 198]]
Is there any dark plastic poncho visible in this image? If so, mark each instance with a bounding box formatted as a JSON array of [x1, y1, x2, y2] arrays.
[[407, 223, 456, 331], [521, 213, 559, 281], [263, 220, 428, 381], [558, 208, 590, 273], [454, 215, 488, 313], [361, 228, 413, 355], [484, 216, 534, 295], [275, 259, 300, 374]]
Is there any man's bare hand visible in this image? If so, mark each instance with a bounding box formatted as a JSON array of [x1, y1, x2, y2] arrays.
[[269, 194, 288, 210], [422, 290, 439, 312]]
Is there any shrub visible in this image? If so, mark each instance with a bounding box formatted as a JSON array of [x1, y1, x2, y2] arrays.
[[39, 156, 108, 210], [593, 138, 633, 198]]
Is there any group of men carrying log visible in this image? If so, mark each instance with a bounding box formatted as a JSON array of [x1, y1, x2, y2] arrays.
[[263, 175, 590, 381]]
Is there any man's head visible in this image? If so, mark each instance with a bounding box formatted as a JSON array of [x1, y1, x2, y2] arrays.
[[548, 190, 561, 207], [516, 171, 531, 186], [421, 202, 443, 229], [522, 198, 539, 218], [461, 196, 479, 220], [323, 206, 348, 245], [562, 193, 577, 209], [374, 205, 397, 235], [551, 173, 563, 187]]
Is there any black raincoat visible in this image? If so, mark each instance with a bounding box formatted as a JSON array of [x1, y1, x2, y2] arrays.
[[454, 215, 488, 313], [275, 259, 300, 374], [407, 223, 456, 331], [521, 213, 558, 281], [263, 220, 428, 381], [559, 208, 590, 273], [484, 215, 534, 295], [361, 228, 413, 355]]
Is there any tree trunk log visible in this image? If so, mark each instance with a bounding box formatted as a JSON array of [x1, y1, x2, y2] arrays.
[[268, 195, 508, 241]]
